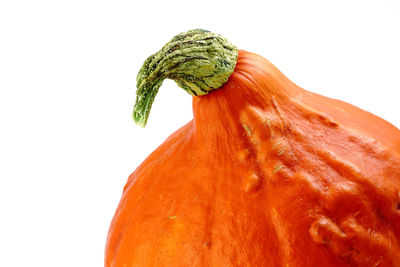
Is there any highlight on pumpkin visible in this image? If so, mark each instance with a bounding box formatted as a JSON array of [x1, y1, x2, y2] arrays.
[[132, 29, 238, 127]]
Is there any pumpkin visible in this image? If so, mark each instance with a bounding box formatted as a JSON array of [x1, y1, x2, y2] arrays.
[[105, 29, 400, 266]]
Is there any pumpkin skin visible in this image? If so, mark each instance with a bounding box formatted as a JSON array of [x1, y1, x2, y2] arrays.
[[105, 50, 400, 266]]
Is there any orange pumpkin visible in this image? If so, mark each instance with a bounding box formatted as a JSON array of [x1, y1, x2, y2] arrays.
[[105, 29, 400, 266]]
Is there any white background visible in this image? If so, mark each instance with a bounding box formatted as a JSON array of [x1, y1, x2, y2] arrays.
[[0, 0, 399, 266]]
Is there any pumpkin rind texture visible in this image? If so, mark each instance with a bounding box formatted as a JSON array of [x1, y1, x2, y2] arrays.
[[106, 50, 400, 266]]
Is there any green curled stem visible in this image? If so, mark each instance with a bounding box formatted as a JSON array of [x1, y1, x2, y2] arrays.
[[133, 29, 238, 127]]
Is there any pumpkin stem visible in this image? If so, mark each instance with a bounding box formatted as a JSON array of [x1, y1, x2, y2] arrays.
[[133, 29, 238, 127]]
